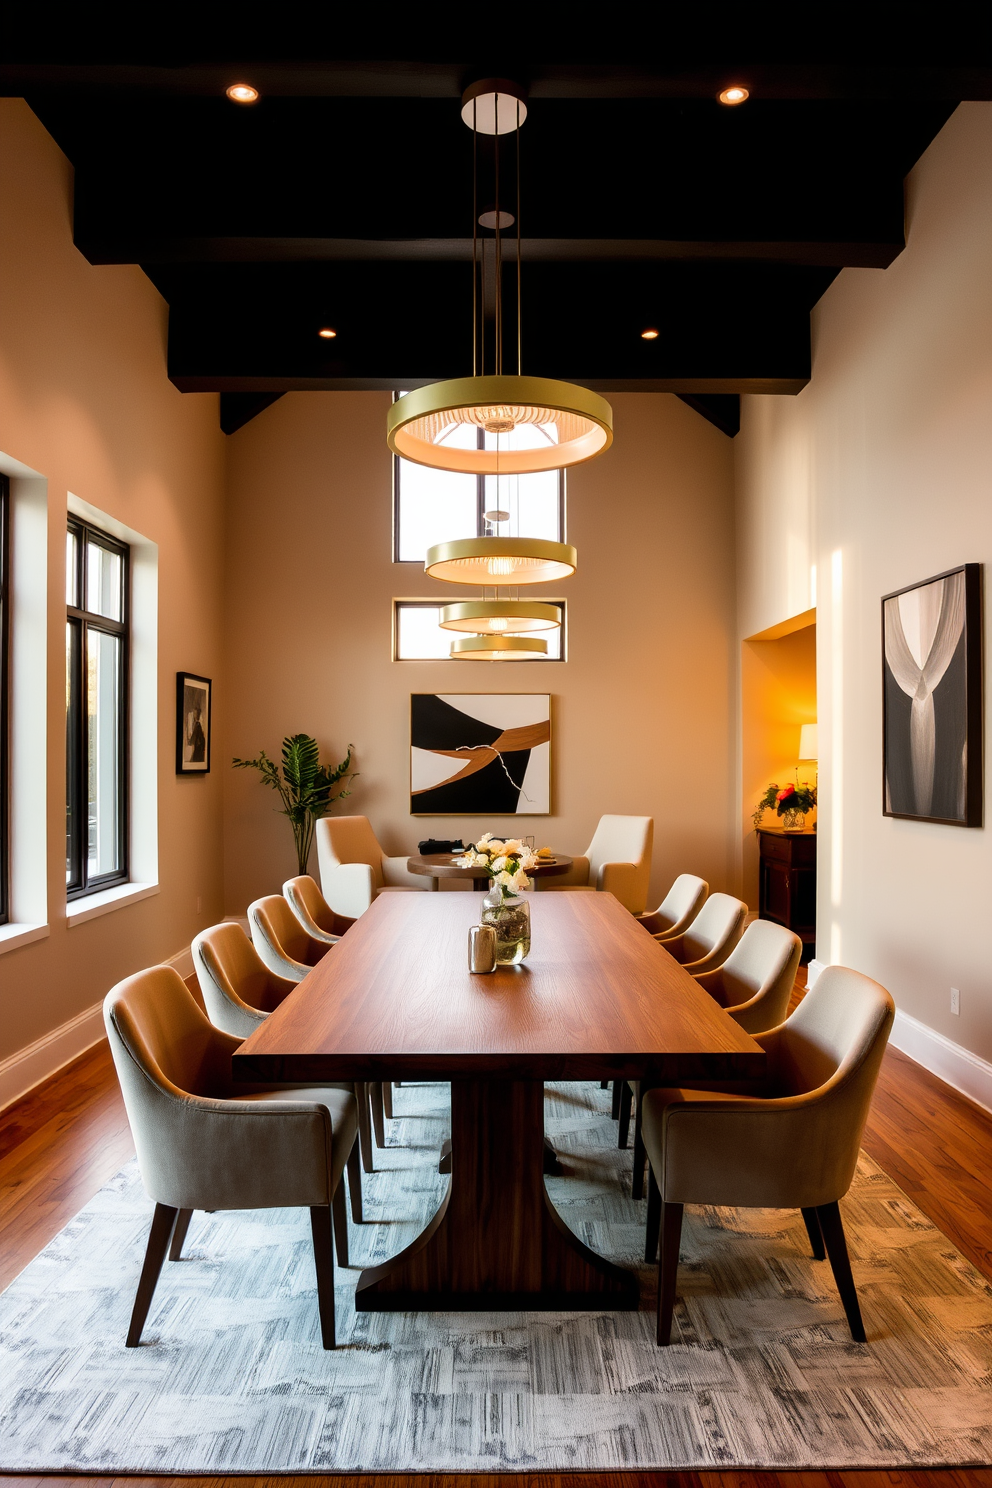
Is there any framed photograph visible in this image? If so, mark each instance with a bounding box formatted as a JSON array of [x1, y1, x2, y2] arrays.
[[411, 694, 551, 815], [176, 673, 212, 774], [882, 564, 982, 826]]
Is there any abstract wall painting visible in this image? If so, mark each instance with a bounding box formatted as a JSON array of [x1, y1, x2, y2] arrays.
[[411, 694, 551, 815], [882, 564, 982, 826], [176, 672, 212, 774]]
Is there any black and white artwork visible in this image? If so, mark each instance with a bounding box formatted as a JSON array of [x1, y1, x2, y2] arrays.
[[411, 694, 550, 815], [176, 673, 211, 774], [882, 564, 982, 826]]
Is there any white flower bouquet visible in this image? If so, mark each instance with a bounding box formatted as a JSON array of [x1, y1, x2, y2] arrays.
[[457, 832, 538, 900]]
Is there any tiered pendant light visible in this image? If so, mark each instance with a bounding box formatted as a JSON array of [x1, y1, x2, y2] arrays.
[[394, 80, 604, 659]]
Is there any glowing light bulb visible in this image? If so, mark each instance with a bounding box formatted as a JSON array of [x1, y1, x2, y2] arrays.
[[226, 83, 259, 104], [318, 328, 337, 339], [487, 556, 516, 577], [489, 617, 510, 632], [641, 328, 659, 340], [718, 85, 749, 105]]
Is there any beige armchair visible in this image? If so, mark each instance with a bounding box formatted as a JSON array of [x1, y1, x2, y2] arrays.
[[620, 915, 802, 1197], [193, 920, 378, 1174], [641, 965, 895, 1345], [283, 874, 353, 945], [103, 965, 361, 1349], [316, 815, 427, 919], [659, 892, 747, 975], [541, 814, 654, 914], [694, 918, 803, 1034], [249, 893, 330, 983], [636, 873, 708, 939]]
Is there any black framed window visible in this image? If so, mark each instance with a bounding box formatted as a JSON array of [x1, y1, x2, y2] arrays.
[[392, 395, 565, 563], [66, 517, 129, 898], [0, 476, 9, 925]]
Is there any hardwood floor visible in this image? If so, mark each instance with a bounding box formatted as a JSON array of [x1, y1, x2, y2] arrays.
[[2, 1001, 992, 1488]]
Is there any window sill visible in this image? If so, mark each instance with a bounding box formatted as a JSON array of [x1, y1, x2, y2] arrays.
[[0, 922, 50, 957], [66, 881, 159, 927]]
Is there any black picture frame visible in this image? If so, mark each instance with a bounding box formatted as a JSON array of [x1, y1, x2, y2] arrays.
[[176, 672, 212, 774], [882, 563, 983, 827]]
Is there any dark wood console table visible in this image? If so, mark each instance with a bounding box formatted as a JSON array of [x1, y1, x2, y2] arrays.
[[757, 828, 817, 951]]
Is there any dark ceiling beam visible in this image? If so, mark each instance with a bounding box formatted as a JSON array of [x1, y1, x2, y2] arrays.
[[155, 259, 831, 396], [78, 235, 905, 270], [3, 61, 992, 100]]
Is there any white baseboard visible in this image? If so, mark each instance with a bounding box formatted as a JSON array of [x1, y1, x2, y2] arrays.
[[889, 1007, 992, 1117], [0, 999, 105, 1112], [0, 944, 197, 1113]]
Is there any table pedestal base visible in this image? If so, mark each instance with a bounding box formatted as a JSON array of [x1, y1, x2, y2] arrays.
[[356, 1079, 638, 1312]]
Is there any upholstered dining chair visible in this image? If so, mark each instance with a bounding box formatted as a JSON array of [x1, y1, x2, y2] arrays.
[[619, 916, 802, 1196], [640, 965, 895, 1345], [657, 892, 747, 975], [193, 920, 379, 1173], [636, 874, 709, 939], [104, 965, 361, 1349], [316, 815, 427, 919], [248, 893, 329, 983], [540, 814, 654, 915], [283, 874, 353, 945]]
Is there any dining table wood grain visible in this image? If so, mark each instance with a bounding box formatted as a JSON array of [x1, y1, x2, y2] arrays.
[[233, 891, 765, 1312]]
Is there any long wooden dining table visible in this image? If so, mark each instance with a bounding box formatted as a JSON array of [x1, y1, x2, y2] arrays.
[[233, 891, 765, 1313]]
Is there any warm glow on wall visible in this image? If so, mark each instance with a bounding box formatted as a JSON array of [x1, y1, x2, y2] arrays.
[[226, 84, 259, 104]]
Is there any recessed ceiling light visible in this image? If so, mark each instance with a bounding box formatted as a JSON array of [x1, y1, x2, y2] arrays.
[[318, 328, 337, 339], [641, 328, 659, 340], [718, 85, 749, 106], [226, 83, 259, 104]]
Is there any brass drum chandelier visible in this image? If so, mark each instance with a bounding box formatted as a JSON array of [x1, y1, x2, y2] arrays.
[[386, 79, 613, 477]]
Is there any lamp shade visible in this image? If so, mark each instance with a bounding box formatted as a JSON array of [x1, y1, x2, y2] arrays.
[[438, 600, 560, 634], [449, 634, 548, 660], [425, 536, 577, 585], [387, 376, 613, 475], [798, 724, 818, 761]]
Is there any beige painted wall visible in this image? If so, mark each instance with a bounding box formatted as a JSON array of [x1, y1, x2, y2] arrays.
[[0, 100, 227, 1062], [736, 102, 992, 1061], [223, 391, 737, 915]]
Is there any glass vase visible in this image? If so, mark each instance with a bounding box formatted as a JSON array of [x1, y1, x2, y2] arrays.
[[481, 885, 532, 965], [782, 808, 806, 831]]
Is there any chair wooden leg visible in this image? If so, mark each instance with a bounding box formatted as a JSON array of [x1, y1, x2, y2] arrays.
[[370, 1080, 386, 1148], [631, 1084, 646, 1199], [168, 1208, 194, 1261], [656, 1201, 684, 1346], [801, 1205, 826, 1261], [611, 1079, 622, 1120], [331, 1174, 350, 1268], [382, 1081, 393, 1120], [309, 1205, 336, 1348], [347, 1134, 363, 1224], [126, 1203, 179, 1347], [645, 1164, 662, 1262], [355, 1081, 374, 1173], [617, 1080, 633, 1148], [816, 1200, 866, 1342]]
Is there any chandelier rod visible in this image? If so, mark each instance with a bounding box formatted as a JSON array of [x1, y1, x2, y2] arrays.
[[516, 98, 522, 376], [472, 99, 478, 377]]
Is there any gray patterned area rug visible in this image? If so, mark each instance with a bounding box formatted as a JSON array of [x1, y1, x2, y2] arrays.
[[2, 1079, 992, 1472]]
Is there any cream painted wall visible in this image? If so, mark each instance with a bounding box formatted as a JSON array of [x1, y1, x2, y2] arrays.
[[223, 391, 737, 916], [736, 102, 992, 1062], [0, 100, 227, 1062]]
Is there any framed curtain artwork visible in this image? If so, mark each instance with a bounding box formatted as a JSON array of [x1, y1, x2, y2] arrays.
[[410, 694, 551, 815], [176, 672, 212, 774], [882, 564, 982, 826]]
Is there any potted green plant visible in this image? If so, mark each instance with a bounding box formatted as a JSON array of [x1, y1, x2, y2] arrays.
[[752, 780, 817, 833], [233, 733, 356, 875]]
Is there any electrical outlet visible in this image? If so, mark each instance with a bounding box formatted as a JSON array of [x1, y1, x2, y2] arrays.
[[950, 987, 960, 1016]]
